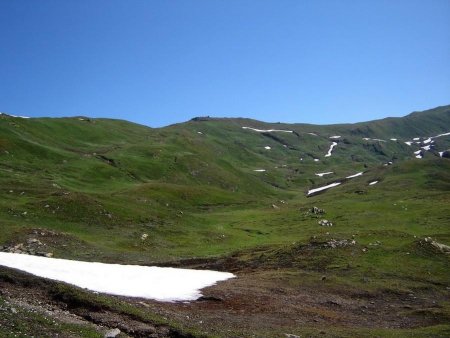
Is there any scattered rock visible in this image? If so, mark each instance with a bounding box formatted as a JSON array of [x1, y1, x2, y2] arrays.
[[323, 239, 356, 249], [104, 328, 121, 338], [421, 237, 450, 254], [318, 219, 333, 227], [310, 206, 325, 214]]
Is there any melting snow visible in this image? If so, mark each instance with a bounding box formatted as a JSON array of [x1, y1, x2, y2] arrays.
[[415, 154, 423, 159], [414, 150, 421, 155], [315, 172, 334, 177], [242, 127, 292, 133], [0, 113, 30, 119], [364, 138, 386, 142], [307, 182, 341, 196], [421, 145, 431, 151], [405, 141, 412, 146], [325, 142, 338, 157], [390, 138, 397, 141], [253, 169, 266, 172], [346, 172, 363, 179], [423, 138, 432, 144], [0, 253, 234, 302], [434, 132, 450, 138], [413, 137, 420, 141], [264, 146, 271, 150], [329, 136, 341, 139], [369, 181, 378, 186]]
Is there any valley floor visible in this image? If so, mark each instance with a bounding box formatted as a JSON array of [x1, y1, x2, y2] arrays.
[[1, 251, 449, 338]]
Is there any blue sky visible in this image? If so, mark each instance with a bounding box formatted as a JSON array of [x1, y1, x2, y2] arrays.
[[0, 0, 449, 127]]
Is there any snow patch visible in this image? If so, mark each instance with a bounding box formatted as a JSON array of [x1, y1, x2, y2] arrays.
[[415, 154, 423, 159], [434, 132, 450, 138], [413, 137, 420, 141], [307, 182, 341, 196], [253, 169, 266, 172], [421, 145, 431, 151], [329, 136, 341, 139], [325, 142, 338, 157], [264, 146, 271, 150], [423, 138, 432, 144], [0, 113, 30, 119], [439, 151, 444, 157], [0, 253, 234, 302], [405, 141, 412, 146], [364, 138, 386, 142], [313, 159, 320, 162], [369, 181, 378, 186], [346, 172, 363, 179], [315, 172, 334, 177], [307, 132, 318, 136], [414, 150, 421, 155], [390, 138, 397, 141], [242, 127, 292, 133]]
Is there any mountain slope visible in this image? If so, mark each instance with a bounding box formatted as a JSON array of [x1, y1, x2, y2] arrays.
[[0, 106, 449, 337]]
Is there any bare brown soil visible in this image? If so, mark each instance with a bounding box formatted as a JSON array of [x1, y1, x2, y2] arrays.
[[1, 259, 448, 338]]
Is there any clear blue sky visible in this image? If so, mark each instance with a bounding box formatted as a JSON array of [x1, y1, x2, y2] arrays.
[[1, 0, 449, 127]]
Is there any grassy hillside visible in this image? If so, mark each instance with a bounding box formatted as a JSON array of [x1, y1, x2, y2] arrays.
[[0, 106, 449, 337]]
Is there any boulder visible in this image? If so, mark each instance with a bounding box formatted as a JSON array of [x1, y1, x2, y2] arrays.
[[104, 328, 121, 338]]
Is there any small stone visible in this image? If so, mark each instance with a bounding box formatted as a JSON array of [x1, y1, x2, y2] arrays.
[[104, 328, 121, 338]]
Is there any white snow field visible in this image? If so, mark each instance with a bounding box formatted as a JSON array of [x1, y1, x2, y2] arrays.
[[325, 142, 338, 157], [307, 182, 341, 196], [0, 252, 235, 302], [242, 127, 292, 133]]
